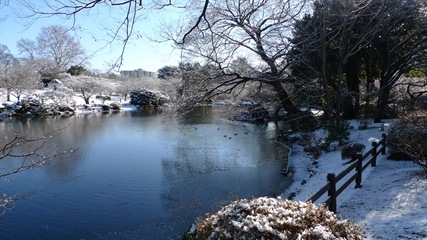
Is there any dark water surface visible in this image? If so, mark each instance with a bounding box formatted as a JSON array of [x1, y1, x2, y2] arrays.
[[0, 107, 291, 239]]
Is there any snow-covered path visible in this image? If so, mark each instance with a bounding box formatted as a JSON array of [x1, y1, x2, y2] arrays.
[[340, 158, 427, 239], [282, 120, 427, 240]]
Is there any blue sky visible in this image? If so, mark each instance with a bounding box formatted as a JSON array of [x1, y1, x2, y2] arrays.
[[0, 2, 183, 73]]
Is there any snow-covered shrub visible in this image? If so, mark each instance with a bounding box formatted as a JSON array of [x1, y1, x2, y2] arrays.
[[387, 125, 419, 160], [110, 102, 121, 111], [388, 112, 427, 173], [357, 119, 371, 130], [341, 143, 365, 160], [302, 133, 324, 159], [37, 88, 75, 107], [130, 89, 162, 108], [182, 197, 363, 240]]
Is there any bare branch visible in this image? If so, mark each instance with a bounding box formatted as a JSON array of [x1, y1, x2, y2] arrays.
[[18, 0, 211, 70], [0, 126, 75, 179], [178, 0, 209, 44]]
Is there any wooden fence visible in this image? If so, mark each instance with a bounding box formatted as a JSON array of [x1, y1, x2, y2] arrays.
[[306, 134, 387, 213]]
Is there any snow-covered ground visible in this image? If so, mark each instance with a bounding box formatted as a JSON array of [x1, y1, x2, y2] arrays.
[[341, 159, 427, 239], [283, 120, 427, 239]]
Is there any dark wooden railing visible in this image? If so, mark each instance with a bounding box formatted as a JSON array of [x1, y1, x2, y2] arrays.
[[306, 134, 387, 213]]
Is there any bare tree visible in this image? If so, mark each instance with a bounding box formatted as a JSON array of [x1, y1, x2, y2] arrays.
[[17, 34, 77, 79], [36, 25, 86, 71], [16, 38, 37, 61], [65, 76, 107, 104], [167, 0, 318, 128], [0, 44, 19, 101], [9, 61, 41, 101], [18, 0, 209, 69], [36, 59, 70, 80]]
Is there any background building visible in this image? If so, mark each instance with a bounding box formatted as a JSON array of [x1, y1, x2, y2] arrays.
[[120, 68, 156, 78]]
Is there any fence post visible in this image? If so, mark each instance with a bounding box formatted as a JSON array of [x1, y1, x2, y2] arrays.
[[381, 134, 387, 155], [355, 154, 363, 188], [371, 142, 378, 167], [327, 173, 337, 213]]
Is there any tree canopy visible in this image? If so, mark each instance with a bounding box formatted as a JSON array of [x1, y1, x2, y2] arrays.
[[37, 25, 86, 70], [290, 0, 427, 122]]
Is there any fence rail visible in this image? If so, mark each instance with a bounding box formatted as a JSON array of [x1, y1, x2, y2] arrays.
[[306, 134, 387, 213]]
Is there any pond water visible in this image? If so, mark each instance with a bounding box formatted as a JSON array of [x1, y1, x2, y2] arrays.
[[0, 106, 291, 240]]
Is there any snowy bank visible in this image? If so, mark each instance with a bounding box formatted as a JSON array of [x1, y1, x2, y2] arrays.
[[282, 120, 427, 239], [341, 158, 427, 239], [0, 88, 140, 118]]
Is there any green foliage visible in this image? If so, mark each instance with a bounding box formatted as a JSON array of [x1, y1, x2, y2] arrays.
[[324, 122, 351, 149], [182, 197, 364, 240], [67, 65, 86, 76], [290, 0, 427, 121], [405, 69, 426, 78], [95, 95, 111, 101], [157, 65, 179, 79], [300, 122, 351, 158]]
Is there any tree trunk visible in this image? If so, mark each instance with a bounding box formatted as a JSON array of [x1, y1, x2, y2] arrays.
[[270, 81, 317, 131], [374, 95, 388, 123], [343, 57, 360, 119], [321, 10, 332, 122], [374, 80, 392, 123], [364, 57, 374, 118], [270, 81, 300, 116]]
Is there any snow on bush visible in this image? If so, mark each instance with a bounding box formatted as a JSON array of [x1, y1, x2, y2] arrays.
[[183, 197, 363, 240], [388, 111, 427, 173], [129, 89, 162, 108]]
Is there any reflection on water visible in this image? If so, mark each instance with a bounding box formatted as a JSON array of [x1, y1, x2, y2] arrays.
[[0, 107, 291, 240]]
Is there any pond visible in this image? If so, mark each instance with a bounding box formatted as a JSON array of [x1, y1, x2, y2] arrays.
[[0, 106, 291, 240]]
